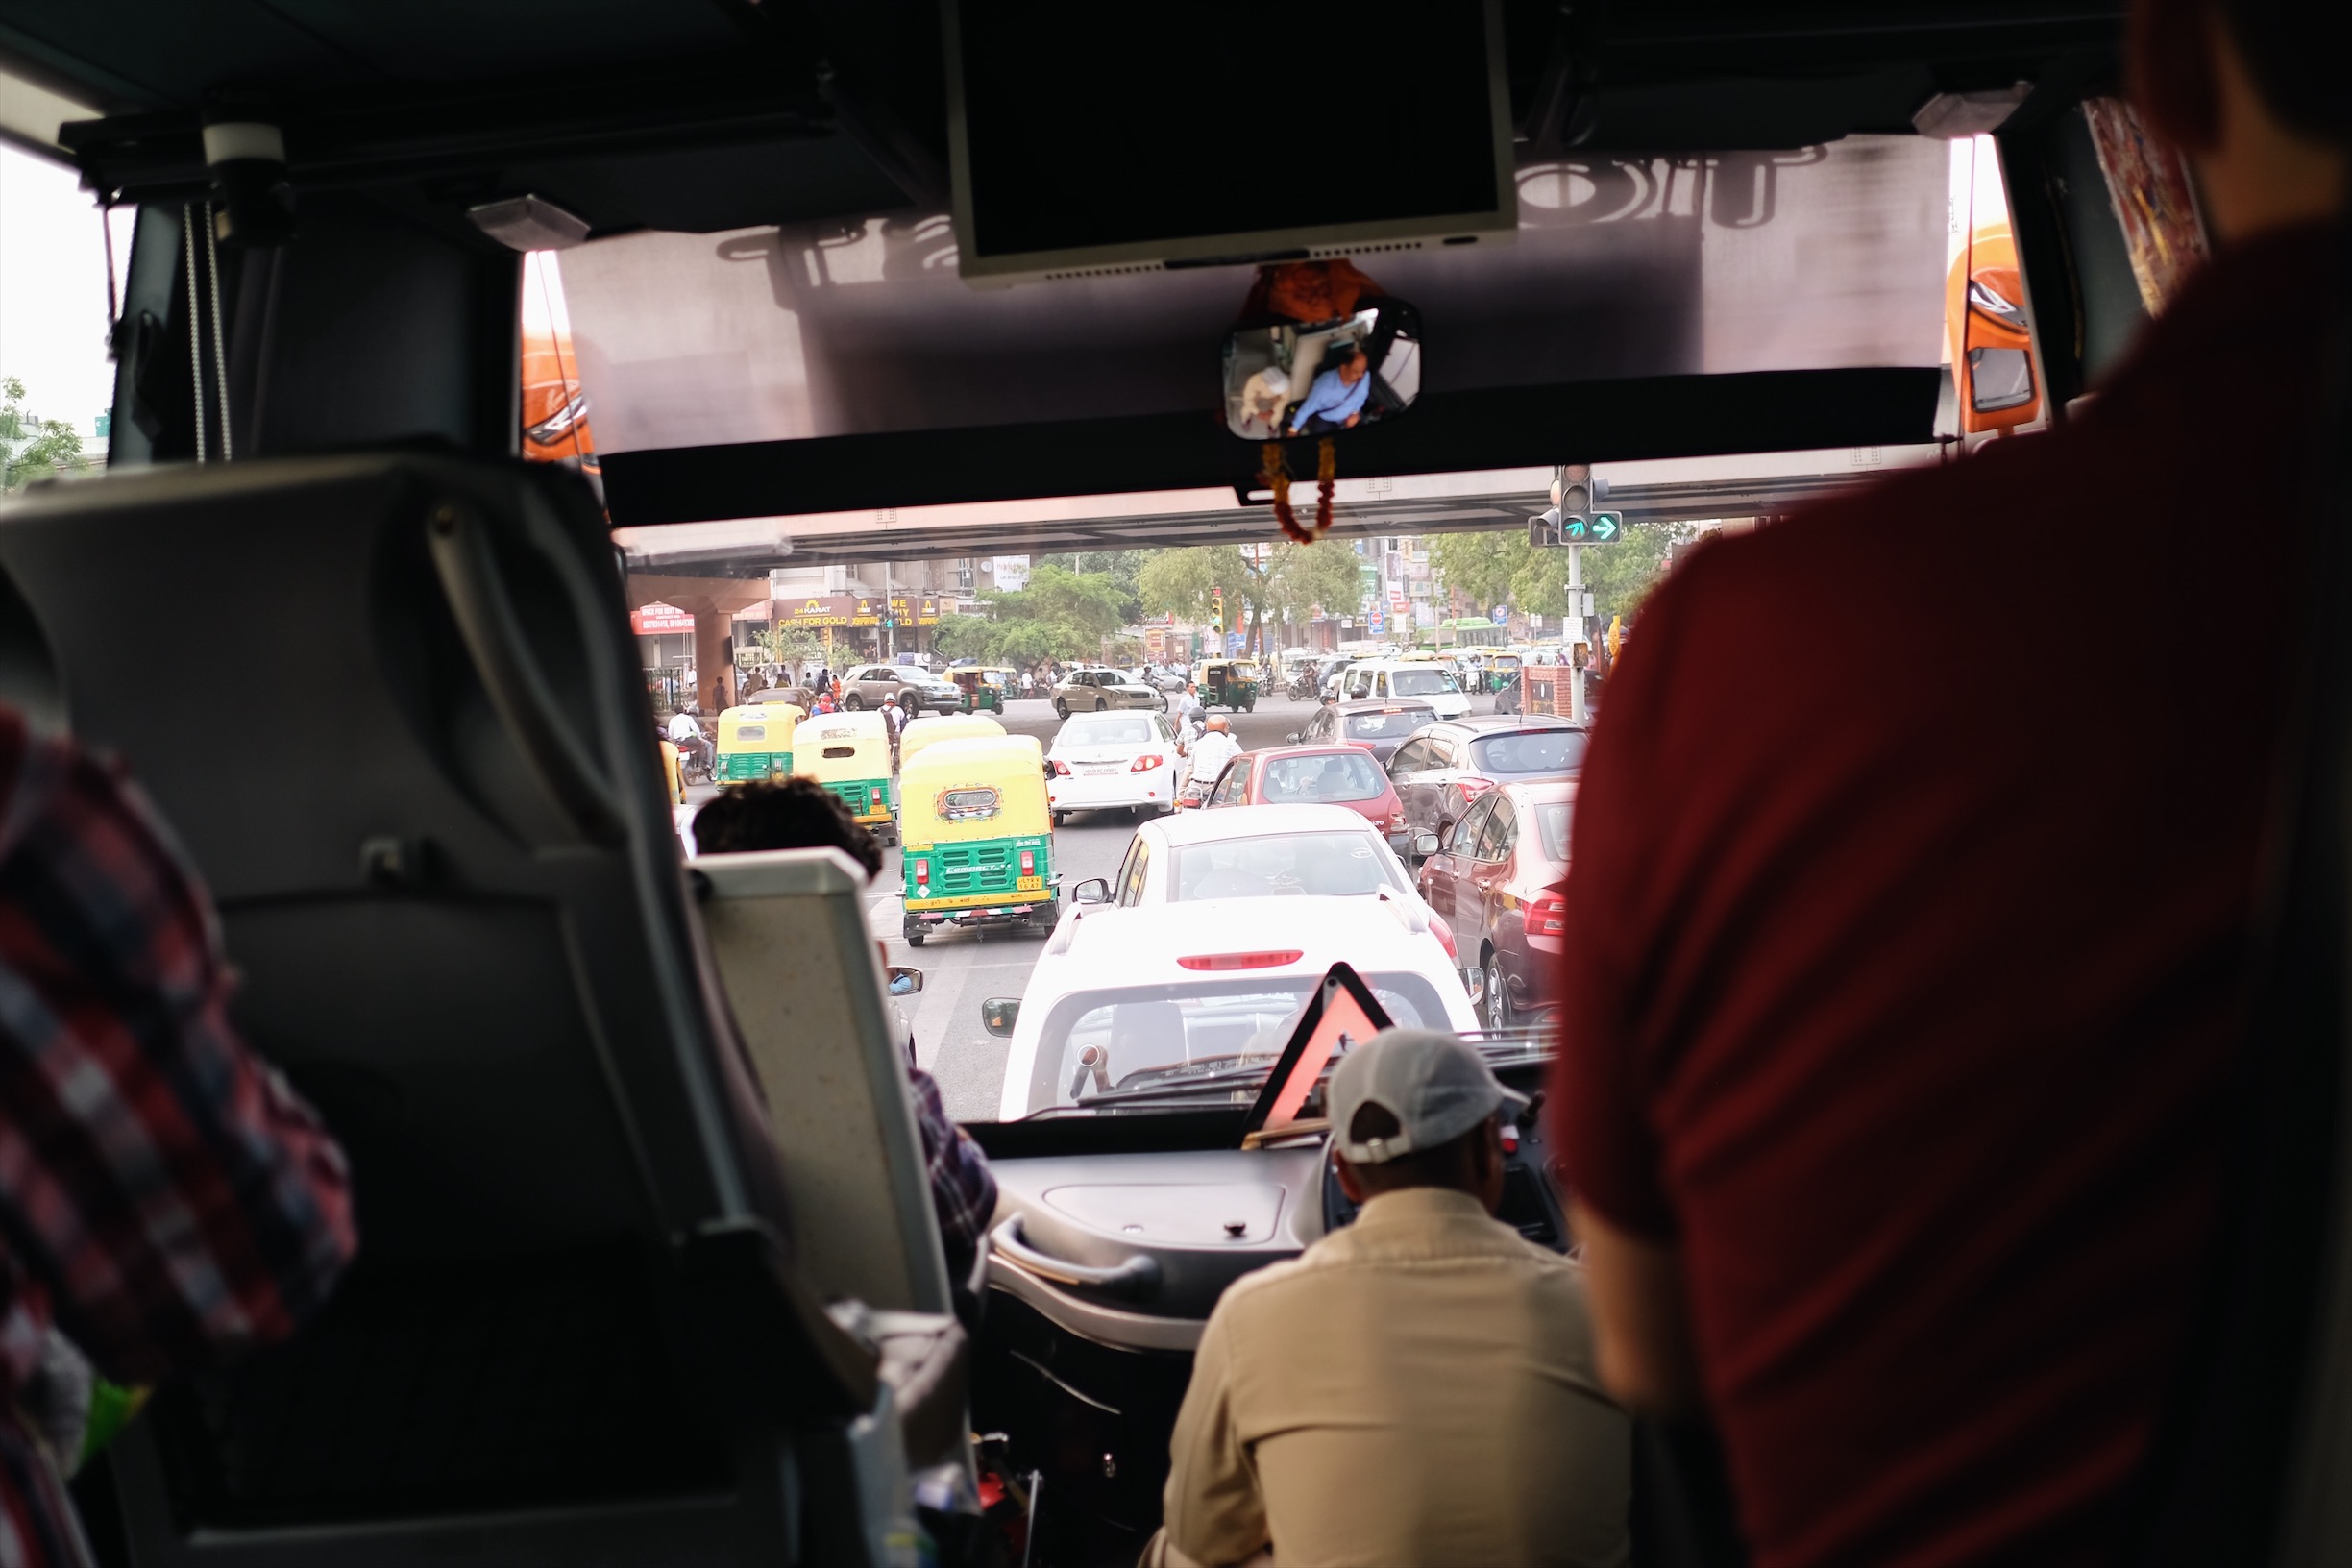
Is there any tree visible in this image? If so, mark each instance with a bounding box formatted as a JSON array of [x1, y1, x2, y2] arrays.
[[1430, 521, 1691, 630], [1139, 541, 1366, 656], [1430, 532, 1522, 617], [1038, 550, 1146, 621], [753, 623, 825, 679], [0, 378, 86, 493], [935, 561, 1130, 668]]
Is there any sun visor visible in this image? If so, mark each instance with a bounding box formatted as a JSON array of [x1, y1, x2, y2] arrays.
[[559, 137, 1948, 458]]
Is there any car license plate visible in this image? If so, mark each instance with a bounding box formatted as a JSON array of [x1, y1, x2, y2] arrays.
[[1081, 764, 1120, 775], [1017, 874, 1043, 891]]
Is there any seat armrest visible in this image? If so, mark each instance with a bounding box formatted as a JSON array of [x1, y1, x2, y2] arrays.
[[680, 1219, 880, 1423], [829, 1305, 970, 1469]]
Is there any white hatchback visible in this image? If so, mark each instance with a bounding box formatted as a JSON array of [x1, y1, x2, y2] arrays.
[[1046, 709, 1180, 822], [991, 896, 1479, 1121]]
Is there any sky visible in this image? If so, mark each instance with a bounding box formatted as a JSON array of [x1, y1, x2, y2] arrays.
[[0, 141, 114, 437]]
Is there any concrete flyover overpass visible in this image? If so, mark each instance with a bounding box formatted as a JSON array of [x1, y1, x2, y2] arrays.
[[614, 444, 1943, 575]]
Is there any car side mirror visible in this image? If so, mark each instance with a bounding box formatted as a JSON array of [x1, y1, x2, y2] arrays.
[[1285, 732, 1301, 745], [983, 997, 1021, 1037], [1412, 832, 1440, 857], [887, 965, 924, 996], [1072, 877, 1112, 905]]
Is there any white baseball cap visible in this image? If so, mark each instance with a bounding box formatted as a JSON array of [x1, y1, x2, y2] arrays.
[[1328, 1027, 1529, 1164]]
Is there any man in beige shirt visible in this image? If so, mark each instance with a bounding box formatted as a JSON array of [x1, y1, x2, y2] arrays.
[[1146, 1029, 1631, 1568]]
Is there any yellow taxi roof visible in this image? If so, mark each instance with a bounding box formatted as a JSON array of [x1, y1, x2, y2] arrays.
[[899, 732, 1043, 781], [796, 709, 890, 739], [719, 702, 804, 722]]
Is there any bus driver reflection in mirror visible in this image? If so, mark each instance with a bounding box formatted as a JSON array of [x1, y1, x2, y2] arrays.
[[1288, 344, 1372, 435]]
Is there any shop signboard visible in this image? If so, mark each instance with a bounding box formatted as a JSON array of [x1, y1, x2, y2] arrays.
[[630, 602, 695, 635]]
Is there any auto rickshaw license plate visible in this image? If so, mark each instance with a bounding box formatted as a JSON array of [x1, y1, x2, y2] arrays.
[[1017, 874, 1043, 891]]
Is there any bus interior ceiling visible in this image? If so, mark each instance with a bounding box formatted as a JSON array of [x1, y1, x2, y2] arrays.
[[6, 1, 2134, 520]]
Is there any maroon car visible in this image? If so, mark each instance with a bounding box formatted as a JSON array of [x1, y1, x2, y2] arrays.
[[1413, 779, 1572, 1028], [1204, 744, 1412, 856]]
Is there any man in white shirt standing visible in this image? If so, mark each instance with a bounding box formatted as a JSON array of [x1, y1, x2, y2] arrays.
[[1146, 1029, 1631, 1568], [1179, 714, 1239, 805]]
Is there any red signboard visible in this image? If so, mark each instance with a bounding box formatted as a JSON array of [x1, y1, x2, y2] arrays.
[[631, 602, 695, 635]]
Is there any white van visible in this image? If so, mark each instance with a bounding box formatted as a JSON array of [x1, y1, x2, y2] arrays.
[[1336, 658, 1472, 719]]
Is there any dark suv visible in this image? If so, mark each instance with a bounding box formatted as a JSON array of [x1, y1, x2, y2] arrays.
[[1386, 716, 1588, 851]]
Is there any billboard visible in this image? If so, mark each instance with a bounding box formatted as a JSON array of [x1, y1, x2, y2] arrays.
[[630, 602, 695, 634], [992, 555, 1032, 592]]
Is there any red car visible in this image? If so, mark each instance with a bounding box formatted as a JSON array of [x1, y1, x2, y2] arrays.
[[1413, 780, 1573, 1029], [1202, 744, 1411, 856]]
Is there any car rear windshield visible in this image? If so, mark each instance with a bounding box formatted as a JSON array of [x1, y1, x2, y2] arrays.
[[1066, 717, 1158, 745], [1022, 971, 1452, 1116], [1472, 729, 1589, 774], [1173, 832, 1406, 900], [1260, 752, 1386, 804], [1388, 669, 1460, 696], [1345, 709, 1435, 740], [1535, 801, 1573, 862]]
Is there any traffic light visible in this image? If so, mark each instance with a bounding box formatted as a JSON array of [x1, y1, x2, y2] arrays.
[[1547, 464, 1617, 541], [1211, 586, 1225, 637], [1530, 512, 1560, 548]]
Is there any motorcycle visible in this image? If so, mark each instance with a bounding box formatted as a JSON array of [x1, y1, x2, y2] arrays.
[[1286, 671, 1317, 699]]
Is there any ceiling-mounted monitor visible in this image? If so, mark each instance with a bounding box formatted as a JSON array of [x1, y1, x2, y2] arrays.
[[943, 0, 1516, 287]]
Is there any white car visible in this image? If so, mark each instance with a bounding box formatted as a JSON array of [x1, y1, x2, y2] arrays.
[[991, 897, 1480, 1120], [1045, 709, 1181, 822], [1335, 659, 1473, 719], [1073, 801, 1460, 960]]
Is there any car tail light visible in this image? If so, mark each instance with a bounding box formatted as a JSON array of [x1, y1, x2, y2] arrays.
[[1019, 849, 1036, 875], [1131, 753, 1164, 772], [1528, 891, 1567, 936], [1428, 911, 1457, 960], [1386, 810, 1407, 830], [1177, 949, 1303, 971], [913, 859, 930, 888], [1049, 759, 1072, 776], [1457, 775, 1497, 799]]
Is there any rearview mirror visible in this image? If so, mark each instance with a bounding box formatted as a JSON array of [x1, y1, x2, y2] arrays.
[[1072, 877, 1112, 905], [1222, 298, 1422, 441], [1412, 832, 1440, 858], [887, 966, 924, 996], [983, 997, 1021, 1037]]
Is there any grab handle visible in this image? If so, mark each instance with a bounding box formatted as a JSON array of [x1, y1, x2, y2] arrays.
[[427, 500, 625, 845], [991, 1214, 1161, 1302]]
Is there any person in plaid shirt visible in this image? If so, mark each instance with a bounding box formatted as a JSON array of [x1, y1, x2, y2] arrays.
[[0, 716, 355, 1566], [691, 779, 999, 1286]]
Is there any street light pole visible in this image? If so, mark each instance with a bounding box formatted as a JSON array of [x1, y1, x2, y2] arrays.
[[1566, 543, 1587, 724]]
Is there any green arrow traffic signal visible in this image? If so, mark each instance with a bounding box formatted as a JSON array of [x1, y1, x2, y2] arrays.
[[1589, 513, 1623, 542], [1561, 517, 1588, 540]]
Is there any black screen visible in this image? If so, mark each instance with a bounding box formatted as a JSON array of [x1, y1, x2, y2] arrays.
[[957, 1, 1501, 260]]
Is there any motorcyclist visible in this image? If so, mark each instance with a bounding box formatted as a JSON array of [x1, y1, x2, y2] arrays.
[[665, 704, 713, 777], [1182, 715, 1242, 806]]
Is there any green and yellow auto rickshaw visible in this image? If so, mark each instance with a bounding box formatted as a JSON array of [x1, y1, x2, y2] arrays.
[[899, 712, 1006, 770], [899, 734, 1056, 946], [951, 667, 1006, 714], [714, 702, 802, 781], [1198, 657, 1261, 713], [794, 708, 898, 845]]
